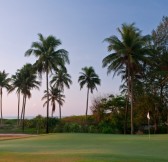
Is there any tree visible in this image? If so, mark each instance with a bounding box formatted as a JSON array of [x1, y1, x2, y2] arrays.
[[152, 16, 168, 50], [78, 66, 101, 119], [90, 95, 108, 123], [90, 94, 127, 133], [150, 16, 168, 132], [50, 69, 72, 119], [19, 64, 40, 132], [42, 86, 65, 118], [0, 70, 11, 125], [25, 33, 69, 133], [102, 23, 150, 134], [9, 70, 23, 125]]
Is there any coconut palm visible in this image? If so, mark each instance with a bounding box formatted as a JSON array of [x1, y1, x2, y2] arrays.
[[9, 70, 23, 125], [102, 23, 150, 134], [78, 66, 101, 119], [25, 33, 69, 133], [42, 86, 65, 117], [50, 68, 72, 119], [19, 64, 40, 132], [0, 70, 11, 125]]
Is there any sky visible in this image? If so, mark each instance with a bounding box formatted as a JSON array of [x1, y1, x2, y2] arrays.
[[0, 0, 168, 118]]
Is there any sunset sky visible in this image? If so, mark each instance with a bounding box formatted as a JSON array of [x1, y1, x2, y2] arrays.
[[0, 0, 168, 118]]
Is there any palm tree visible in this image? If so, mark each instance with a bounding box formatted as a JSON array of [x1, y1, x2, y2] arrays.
[[0, 70, 11, 125], [50, 68, 72, 119], [9, 70, 23, 125], [25, 33, 69, 133], [42, 86, 65, 118], [19, 64, 40, 132], [78, 66, 101, 119], [102, 23, 150, 134]]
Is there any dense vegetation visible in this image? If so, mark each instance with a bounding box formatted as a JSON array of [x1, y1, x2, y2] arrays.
[[0, 17, 168, 134]]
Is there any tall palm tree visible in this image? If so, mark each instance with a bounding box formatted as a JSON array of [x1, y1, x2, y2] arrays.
[[19, 63, 40, 132], [9, 70, 23, 125], [50, 68, 72, 119], [42, 86, 65, 117], [78, 66, 101, 119], [102, 23, 150, 134], [25, 33, 69, 133], [0, 70, 11, 125]]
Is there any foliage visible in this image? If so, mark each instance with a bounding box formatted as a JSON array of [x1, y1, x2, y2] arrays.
[[103, 23, 151, 134], [0, 70, 11, 125], [17, 64, 40, 132], [90, 95, 126, 133], [2, 17, 168, 135], [42, 87, 65, 117], [50, 69, 72, 119], [25, 33, 69, 133], [78, 66, 101, 119]]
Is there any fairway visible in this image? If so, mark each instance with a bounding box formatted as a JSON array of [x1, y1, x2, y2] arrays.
[[0, 133, 167, 162]]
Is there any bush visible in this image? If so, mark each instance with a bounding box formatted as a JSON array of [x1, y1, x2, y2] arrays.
[[98, 120, 120, 134], [101, 126, 113, 134], [88, 125, 98, 133], [69, 123, 81, 132], [54, 123, 64, 133], [61, 123, 82, 133]]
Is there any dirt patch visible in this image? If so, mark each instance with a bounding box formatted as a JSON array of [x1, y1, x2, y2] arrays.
[[0, 134, 37, 140]]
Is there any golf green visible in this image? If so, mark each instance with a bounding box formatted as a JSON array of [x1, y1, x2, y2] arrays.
[[0, 133, 167, 162]]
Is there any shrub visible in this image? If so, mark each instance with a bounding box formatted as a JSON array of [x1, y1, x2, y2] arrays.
[[88, 125, 98, 133]]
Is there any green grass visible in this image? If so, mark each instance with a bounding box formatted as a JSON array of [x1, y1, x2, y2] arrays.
[[0, 133, 167, 162]]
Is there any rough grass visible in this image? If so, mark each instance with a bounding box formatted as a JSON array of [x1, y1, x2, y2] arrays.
[[0, 133, 167, 162]]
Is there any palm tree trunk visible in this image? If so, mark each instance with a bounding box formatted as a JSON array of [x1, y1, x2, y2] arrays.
[[127, 63, 134, 134], [59, 104, 61, 119], [154, 105, 158, 134], [124, 94, 128, 134], [167, 110, 168, 134], [17, 92, 20, 126], [0, 88, 2, 125], [86, 87, 89, 120], [51, 110, 53, 118], [154, 116, 157, 134], [22, 95, 26, 132], [130, 77, 134, 134], [20, 95, 25, 126], [59, 91, 61, 119], [46, 69, 49, 133]]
